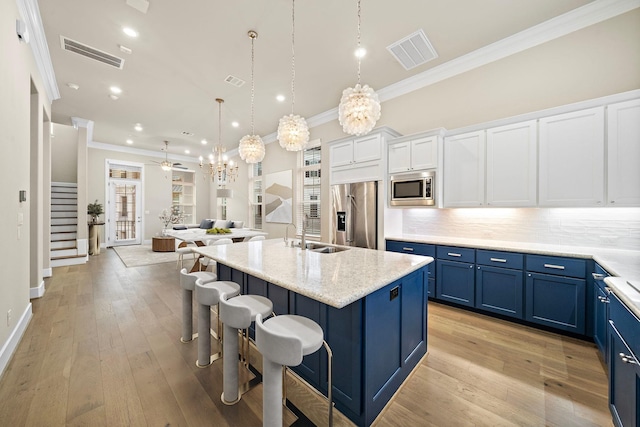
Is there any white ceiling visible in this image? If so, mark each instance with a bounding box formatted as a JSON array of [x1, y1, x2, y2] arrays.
[[39, 0, 596, 159]]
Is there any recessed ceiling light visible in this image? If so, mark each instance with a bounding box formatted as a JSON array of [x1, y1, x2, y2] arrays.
[[109, 94, 119, 100], [67, 83, 79, 90], [123, 27, 138, 38], [126, 139, 133, 144], [110, 86, 122, 94], [201, 139, 208, 145], [184, 149, 190, 154], [355, 47, 367, 58], [276, 94, 286, 102], [134, 123, 143, 131], [231, 121, 239, 128]]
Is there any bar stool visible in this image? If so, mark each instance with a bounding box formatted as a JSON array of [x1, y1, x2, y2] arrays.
[[176, 241, 195, 269], [219, 293, 273, 405], [194, 278, 241, 367], [246, 235, 265, 242], [179, 268, 217, 343], [255, 313, 333, 427]]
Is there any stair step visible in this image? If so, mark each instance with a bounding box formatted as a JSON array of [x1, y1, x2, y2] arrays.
[[52, 218, 78, 225], [52, 198, 77, 205], [51, 248, 79, 257], [51, 192, 77, 199], [51, 255, 86, 268], [52, 205, 77, 212], [52, 224, 77, 232], [51, 241, 77, 249], [52, 234, 77, 242], [51, 211, 78, 218]]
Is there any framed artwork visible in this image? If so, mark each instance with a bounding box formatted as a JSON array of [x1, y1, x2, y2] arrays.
[[264, 170, 293, 224]]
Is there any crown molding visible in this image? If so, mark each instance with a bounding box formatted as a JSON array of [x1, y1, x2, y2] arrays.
[[306, 0, 640, 130], [16, 0, 60, 102]]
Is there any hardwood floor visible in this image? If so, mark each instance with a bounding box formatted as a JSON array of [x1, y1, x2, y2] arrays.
[[0, 249, 612, 426]]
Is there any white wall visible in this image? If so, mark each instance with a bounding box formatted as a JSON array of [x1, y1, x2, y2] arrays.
[[50, 123, 78, 183], [401, 207, 640, 251]]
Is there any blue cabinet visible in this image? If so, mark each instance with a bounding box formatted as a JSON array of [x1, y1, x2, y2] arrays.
[[436, 246, 475, 306], [608, 293, 640, 427], [525, 255, 586, 334], [386, 240, 436, 297], [592, 264, 610, 360], [475, 250, 524, 319]]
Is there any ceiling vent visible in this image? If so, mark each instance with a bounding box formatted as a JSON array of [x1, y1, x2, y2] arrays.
[[60, 36, 124, 69], [386, 29, 438, 71], [224, 75, 245, 88]]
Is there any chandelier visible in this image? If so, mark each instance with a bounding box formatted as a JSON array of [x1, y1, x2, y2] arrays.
[[238, 30, 265, 164], [277, 0, 309, 151], [200, 98, 239, 182], [338, 0, 381, 136]]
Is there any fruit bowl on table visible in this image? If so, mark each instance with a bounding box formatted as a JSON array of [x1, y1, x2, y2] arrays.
[[206, 227, 232, 234]]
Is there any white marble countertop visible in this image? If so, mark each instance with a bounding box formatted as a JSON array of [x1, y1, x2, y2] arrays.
[[386, 233, 640, 317], [194, 239, 433, 309]]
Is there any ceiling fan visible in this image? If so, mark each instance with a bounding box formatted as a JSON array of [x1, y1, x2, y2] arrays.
[[151, 140, 187, 171]]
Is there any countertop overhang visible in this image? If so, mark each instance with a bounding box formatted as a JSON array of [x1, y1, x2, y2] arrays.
[[194, 239, 433, 309]]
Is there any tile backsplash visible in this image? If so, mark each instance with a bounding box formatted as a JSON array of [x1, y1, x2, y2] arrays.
[[402, 207, 640, 251]]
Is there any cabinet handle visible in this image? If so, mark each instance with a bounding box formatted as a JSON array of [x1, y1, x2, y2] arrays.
[[477, 266, 481, 270], [447, 252, 462, 257], [592, 273, 605, 280], [597, 296, 610, 304], [402, 247, 414, 252], [619, 353, 638, 364], [490, 258, 507, 263], [543, 264, 565, 270], [469, 265, 473, 269]]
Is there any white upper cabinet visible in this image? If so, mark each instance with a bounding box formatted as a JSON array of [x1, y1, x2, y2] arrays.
[[607, 99, 640, 206], [330, 140, 355, 168], [539, 107, 605, 207], [353, 134, 382, 164], [444, 131, 485, 207], [486, 120, 537, 207], [388, 135, 438, 174]]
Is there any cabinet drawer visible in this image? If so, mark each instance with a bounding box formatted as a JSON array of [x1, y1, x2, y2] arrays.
[[476, 250, 523, 270], [609, 292, 640, 358], [386, 240, 435, 257], [437, 245, 475, 263], [526, 254, 586, 279]]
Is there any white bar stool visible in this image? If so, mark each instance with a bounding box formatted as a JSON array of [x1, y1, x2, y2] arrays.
[[179, 268, 217, 343], [255, 313, 333, 427], [176, 241, 195, 269], [194, 278, 241, 367], [219, 293, 273, 405]]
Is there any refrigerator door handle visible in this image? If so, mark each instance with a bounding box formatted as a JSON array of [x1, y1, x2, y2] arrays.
[[346, 194, 355, 244]]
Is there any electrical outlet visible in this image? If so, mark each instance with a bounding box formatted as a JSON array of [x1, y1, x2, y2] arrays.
[[7, 309, 11, 327]]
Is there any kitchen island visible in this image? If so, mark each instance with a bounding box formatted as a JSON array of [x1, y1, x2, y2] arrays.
[[194, 239, 433, 426]]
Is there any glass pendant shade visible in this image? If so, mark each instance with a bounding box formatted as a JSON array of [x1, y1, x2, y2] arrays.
[[338, 83, 381, 136], [238, 134, 265, 164], [277, 114, 310, 151]]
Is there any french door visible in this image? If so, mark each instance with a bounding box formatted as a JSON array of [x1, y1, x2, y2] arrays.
[[108, 180, 142, 246]]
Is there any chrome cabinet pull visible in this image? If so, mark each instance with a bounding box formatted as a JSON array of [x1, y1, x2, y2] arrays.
[[544, 264, 565, 270], [592, 273, 605, 280], [597, 296, 610, 304], [447, 252, 461, 257], [402, 247, 414, 252], [619, 353, 638, 364], [490, 258, 507, 263]]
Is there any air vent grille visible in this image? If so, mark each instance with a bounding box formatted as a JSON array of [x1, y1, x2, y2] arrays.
[[387, 29, 438, 71], [224, 75, 245, 87], [60, 36, 124, 69]]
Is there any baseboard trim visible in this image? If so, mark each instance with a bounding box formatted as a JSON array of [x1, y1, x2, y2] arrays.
[[0, 303, 33, 379], [42, 268, 52, 278], [30, 281, 45, 299]]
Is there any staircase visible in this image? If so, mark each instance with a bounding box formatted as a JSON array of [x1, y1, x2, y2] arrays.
[[51, 182, 87, 267]]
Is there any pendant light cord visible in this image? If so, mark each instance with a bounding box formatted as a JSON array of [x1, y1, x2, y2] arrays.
[[218, 100, 223, 164], [357, 0, 361, 85], [250, 34, 256, 135], [291, 0, 296, 114]]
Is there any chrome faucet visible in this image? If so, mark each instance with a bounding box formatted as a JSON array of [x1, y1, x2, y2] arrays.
[[301, 214, 309, 250], [285, 223, 297, 246]]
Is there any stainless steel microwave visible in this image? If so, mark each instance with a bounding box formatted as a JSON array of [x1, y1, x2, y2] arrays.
[[389, 171, 435, 206]]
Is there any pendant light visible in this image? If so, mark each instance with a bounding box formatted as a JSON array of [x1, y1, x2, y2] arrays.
[[238, 30, 266, 164], [338, 0, 381, 136], [199, 98, 239, 182], [277, 0, 310, 151]]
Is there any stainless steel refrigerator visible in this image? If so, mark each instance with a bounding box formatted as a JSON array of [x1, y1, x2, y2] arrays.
[[331, 181, 378, 249]]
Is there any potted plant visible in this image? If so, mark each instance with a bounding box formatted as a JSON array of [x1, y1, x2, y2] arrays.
[[87, 200, 104, 223]]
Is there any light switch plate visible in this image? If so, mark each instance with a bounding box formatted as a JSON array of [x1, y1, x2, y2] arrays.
[[17, 213, 23, 225]]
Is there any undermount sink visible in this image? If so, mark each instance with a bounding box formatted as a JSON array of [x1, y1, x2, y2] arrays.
[[305, 243, 350, 253]]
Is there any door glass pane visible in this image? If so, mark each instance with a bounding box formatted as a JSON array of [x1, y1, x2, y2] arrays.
[[114, 184, 138, 242]]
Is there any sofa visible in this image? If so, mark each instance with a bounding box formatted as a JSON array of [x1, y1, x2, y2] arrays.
[[172, 219, 245, 231]]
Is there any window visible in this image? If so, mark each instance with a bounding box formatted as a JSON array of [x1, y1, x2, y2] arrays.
[[297, 142, 321, 236], [249, 162, 263, 229]]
